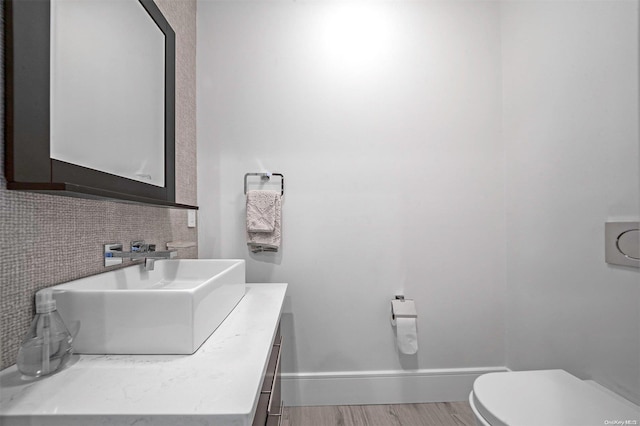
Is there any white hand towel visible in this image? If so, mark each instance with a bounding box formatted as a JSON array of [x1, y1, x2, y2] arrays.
[[246, 190, 278, 233], [246, 190, 282, 252]]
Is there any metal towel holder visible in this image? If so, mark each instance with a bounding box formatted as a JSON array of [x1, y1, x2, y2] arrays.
[[244, 172, 284, 196]]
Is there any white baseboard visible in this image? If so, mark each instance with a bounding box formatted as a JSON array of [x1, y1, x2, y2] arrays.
[[282, 367, 509, 407]]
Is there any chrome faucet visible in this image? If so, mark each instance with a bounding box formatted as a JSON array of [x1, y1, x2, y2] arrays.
[[104, 241, 177, 270]]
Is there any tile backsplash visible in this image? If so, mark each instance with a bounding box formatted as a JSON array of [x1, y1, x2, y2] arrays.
[[0, 0, 198, 369]]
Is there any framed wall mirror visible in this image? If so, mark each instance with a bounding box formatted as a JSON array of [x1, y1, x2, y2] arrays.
[[5, 0, 196, 209]]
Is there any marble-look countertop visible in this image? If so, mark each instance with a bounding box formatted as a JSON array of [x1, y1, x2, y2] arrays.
[[0, 283, 287, 426]]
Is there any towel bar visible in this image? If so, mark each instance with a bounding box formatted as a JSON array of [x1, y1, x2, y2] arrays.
[[244, 172, 284, 196]]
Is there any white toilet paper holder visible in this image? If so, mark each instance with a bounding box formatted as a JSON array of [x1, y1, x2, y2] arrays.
[[391, 295, 417, 323]]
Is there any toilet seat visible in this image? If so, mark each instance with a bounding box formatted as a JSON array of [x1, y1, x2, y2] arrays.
[[470, 370, 640, 426]]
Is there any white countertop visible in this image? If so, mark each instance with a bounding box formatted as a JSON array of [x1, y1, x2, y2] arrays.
[[0, 283, 287, 426]]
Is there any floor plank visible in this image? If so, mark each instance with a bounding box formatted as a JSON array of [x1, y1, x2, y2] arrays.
[[361, 405, 402, 426], [282, 402, 476, 426], [447, 401, 477, 426], [392, 403, 459, 426]]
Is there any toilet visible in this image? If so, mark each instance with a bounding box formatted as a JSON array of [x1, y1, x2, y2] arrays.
[[469, 370, 640, 426]]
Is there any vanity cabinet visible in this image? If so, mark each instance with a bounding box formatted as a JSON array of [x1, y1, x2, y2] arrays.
[[253, 324, 283, 426], [0, 284, 288, 426]]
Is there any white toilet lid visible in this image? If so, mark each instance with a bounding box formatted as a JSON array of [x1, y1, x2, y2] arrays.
[[473, 370, 640, 426]]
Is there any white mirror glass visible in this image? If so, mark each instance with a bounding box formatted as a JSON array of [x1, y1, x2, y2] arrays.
[[50, 0, 165, 187]]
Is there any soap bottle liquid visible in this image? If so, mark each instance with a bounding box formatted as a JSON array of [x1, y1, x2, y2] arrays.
[[17, 290, 73, 377]]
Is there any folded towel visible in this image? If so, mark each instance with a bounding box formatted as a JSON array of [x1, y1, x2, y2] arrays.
[[247, 191, 280, 232], [246, 190, 278, 233], [246, 190, 282, 253]]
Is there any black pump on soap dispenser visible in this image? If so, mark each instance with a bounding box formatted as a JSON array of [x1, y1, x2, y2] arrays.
[[17, 290, 73, 377]]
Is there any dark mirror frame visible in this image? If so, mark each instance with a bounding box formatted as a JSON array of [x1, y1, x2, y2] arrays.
[[4, 0, 197, 209]]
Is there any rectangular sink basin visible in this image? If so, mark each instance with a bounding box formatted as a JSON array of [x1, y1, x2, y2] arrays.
[[50, 259, 245, 355]]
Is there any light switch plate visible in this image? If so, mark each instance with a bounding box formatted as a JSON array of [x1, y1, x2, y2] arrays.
[[188, 210, 196, 228]]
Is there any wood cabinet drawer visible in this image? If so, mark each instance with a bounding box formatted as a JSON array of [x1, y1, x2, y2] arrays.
[[252, 393, 269, 426], [267, 341, 282, 416], [254, 322, 283, 426], [261, 335, 282, 393], [266, 406, 283, 426]]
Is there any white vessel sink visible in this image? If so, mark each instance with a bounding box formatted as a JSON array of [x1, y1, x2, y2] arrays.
[[50, 259, 245, 355]]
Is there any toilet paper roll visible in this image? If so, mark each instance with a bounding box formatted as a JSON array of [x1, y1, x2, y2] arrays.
[[396, 317, 418, 355]]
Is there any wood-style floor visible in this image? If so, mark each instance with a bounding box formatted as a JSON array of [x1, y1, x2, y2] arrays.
[[282, 402, 476, 426]]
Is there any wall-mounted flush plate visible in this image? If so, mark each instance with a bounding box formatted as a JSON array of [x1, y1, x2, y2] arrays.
[[104, 243, 124, 267], [605, 222, 640, 268], [188, 210, 196, 228]]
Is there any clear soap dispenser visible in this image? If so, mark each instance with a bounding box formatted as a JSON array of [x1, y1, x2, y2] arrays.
[[17, 290, 73, 377]]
